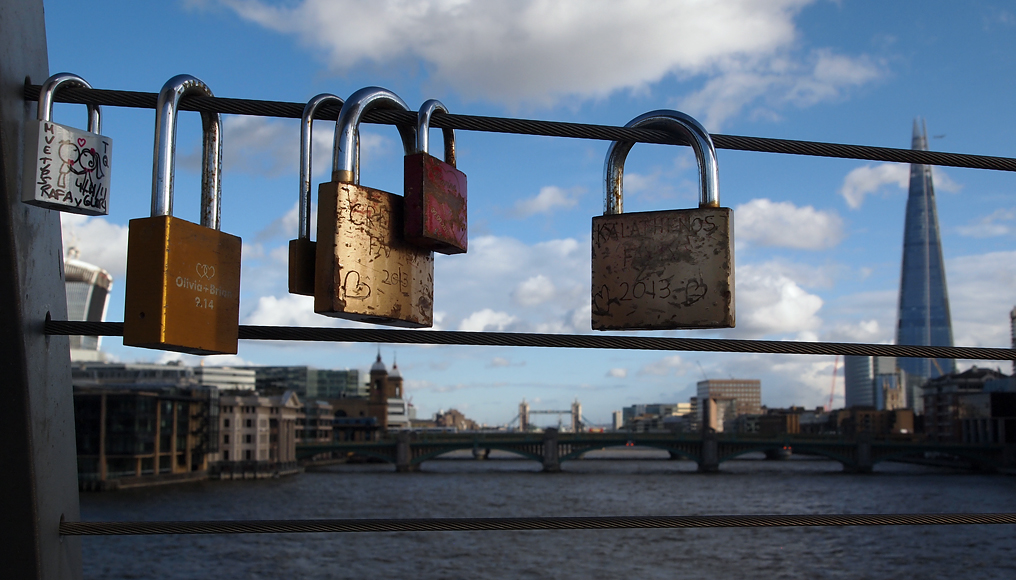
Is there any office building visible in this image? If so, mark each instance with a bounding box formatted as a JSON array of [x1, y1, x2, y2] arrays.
[[844, 356, 874, 407], [64, 249, 112, 362], [243, 366, 363, 399], [696, 379, 762, 417], [217, 391, 300, 478], [895, 119, 955, 391]]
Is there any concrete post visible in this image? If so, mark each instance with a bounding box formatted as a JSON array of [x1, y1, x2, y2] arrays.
[[395, 431, 416, 472], [0, 2, 83, 578], [542, 428, 560, 472], [698, 436, 719, 472]]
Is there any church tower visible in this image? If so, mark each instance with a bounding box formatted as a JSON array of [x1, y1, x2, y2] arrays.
[[368, 350, 389, 429]]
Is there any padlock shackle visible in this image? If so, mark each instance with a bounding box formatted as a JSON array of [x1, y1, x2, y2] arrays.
[[416, 99, 456, 167], [332, 87, 416, 184], [152, 74, 223, 230], [604, 110, 719, 215], [299, 93, 347, 242], [37, 72, 101, 134]]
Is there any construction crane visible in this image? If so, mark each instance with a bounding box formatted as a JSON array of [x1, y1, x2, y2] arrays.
[[827, 355, 839, 411]]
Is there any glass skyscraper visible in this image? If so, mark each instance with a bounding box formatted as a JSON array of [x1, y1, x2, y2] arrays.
[[895, 119, 955, 384]]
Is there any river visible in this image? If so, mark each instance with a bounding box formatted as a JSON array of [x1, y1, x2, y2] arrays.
[[80, 450, 1016, 579]]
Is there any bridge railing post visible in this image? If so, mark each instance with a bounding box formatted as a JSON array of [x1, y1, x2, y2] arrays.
[[542, 428, 560, 472]]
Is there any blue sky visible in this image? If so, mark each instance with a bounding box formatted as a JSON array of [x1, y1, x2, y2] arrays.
[[46, 0, 1016, 425]]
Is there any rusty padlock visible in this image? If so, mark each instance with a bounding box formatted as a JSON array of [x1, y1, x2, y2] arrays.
[[123, 75, 242, 354], [404, 99, 467, 254], [289, 93, 346, 296], [591, 110, 734, 330], [314, 87, 434, 327], [22, 72, 112, 215]]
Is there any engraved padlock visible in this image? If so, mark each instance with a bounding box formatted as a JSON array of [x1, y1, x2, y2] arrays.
[[404, 99, 467, 254], [315, 87, 434, 327], [22, 72, 112, 215], [289, 93, 346, 296], [123, 75, 242, 354], [591, 110, 734, 330]]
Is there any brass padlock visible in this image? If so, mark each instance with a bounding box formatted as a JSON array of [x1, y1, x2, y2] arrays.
[[123, 75, 242, 355], [404, 99, 467, 254], [289, 93, 345, 296], [22, 72, 112, 215], [314, 87, 434, 327], [591, 110, 734, 330]]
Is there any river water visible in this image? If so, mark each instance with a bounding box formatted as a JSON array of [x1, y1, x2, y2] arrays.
[[80, 451, 1016, 579]]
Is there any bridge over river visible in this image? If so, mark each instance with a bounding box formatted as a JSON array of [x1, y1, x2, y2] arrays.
[[296, 430, 1015, 473]]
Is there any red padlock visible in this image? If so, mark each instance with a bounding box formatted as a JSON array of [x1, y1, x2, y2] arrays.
[[403, 99, 467, 255]]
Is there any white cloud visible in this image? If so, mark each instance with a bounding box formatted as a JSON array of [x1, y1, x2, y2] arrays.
[[220, 0, 880, 120], [459, 308, 518, 331], [244, 294, 333, 326], [606, 368, 628, 378], [513, 186, 582, 217], [839, 163, 908, 209], [512, 275, 557, 306], [680, 49, 884, 127], [489, 357, 510, 367], [956, 208, 1015, 238], [638, 355, 684, 376], [60, 214, 129, 280], [733, 263, 824, 337], [735, 198, 844, 250], [822, 319, 889, 344], [839, 163, 961, 209], [946, 250, 1016, 348]]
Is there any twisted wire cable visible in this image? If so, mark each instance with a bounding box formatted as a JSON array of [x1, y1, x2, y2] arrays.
[[59, 513, 1016, 536], [25, 84, 1016, 171], [45, 321, 1016, 361]]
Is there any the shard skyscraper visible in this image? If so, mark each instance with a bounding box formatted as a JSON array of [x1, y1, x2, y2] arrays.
[[895, 119, 955, 391]]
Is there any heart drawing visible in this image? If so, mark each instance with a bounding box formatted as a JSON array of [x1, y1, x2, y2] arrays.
[[343, 270, 371, 300], [195, 263, 216, 279]]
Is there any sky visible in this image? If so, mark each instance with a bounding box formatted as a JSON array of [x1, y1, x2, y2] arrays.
[[44, 0, 1016, 426]]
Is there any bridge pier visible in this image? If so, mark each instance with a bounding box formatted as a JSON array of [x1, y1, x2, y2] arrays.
[[542, 428, 560, 472], [395, 432, 418, 473], [844, 439, 873, 473], [698, 436, 719, 473]]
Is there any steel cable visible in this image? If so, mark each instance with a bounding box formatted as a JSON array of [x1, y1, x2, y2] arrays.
[[45, 320, 1016, 361], [58, 513, 1016, 536], [24, 84, 1016, 171]]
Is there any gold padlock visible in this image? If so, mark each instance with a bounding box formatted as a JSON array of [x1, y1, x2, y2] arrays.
[[314, 87, 434, 327], [591, 110, 734, 330], [123, 75, 242, 354], [289, 92, 345, 296]]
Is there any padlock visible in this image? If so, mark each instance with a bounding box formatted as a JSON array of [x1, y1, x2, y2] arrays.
[[22, 72, 112, 215], [123, 75, 242, 355], [289, 93, 345, 296], [403, 99, 467, 254], [591, 110, 734, 330], [315, 87, 434, 327]]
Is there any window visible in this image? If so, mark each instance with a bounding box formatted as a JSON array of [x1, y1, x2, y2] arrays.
[[245, 449, 251, 460], [245, 434, 252, 444], [246, 419, 252, 428], [223, 450, 229, 461], [223, 418, 230, 428], [223, 434, 230, 444]]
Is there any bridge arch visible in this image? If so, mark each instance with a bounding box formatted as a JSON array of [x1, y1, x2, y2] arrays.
[[559, 443, 700, 463], [410, 444, 544, 465]]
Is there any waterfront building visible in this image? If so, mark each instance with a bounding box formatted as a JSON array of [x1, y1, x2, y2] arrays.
[[611, 410, 623, 431], [216, 391, 300, 478], [922, 366, 1010, 441], [835, 408, 914, 439], [895, 119, 956, 394], [73, 380, 219, 490], [958, 392, 1016, 444], [696, 379, 762, 418], [64, 248, 113, 363], [298, 399, 334, 443]]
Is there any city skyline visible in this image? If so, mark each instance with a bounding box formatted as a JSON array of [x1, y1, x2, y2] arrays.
[[46, 1, 1016, 425]]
